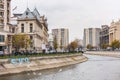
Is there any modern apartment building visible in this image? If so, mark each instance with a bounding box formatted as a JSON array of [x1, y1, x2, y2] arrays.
[[100, 25, 109, 45], [48, 33, 54, 48], [16, 8, 48, 52], [0, 0, 11, 31], [52, 28, 69, 50], [109, 20, 120, 44], [83, 28, 101, 48]]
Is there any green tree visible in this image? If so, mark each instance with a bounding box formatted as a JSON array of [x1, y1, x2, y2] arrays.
[[12, 34, 31, 52], [110, 40, 120, 50], [53, 36, 58, 51]]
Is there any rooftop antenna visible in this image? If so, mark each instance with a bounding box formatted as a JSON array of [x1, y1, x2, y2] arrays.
[[112, 19, 114, 23], [34, 1, 37, 9], [27, 0, 28, 8]]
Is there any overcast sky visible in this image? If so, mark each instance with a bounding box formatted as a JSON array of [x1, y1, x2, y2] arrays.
[[11, 0, 120, 42]]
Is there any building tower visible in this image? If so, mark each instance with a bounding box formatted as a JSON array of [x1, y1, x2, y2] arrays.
[[52, 28, 69, 51], [83, 28, 101, 49]]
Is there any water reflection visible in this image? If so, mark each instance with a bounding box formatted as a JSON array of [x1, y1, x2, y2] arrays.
[[1, 55, 120, 80]]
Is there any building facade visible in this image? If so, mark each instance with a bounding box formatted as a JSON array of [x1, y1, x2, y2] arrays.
[[0, 0, 49, 54], [0, 0, 12, 54], [16, 8, 48, 52], [78, 39, 83, 47], [100, 25, 109, 46], [52, 28, 69, 50], [48, 33, 54, 49], [0, 0, 11, 31], [109, 20, 120, 44], [83, 28, 101, 48]]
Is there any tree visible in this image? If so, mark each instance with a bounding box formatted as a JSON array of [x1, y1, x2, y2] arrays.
[[70, 41, 78, 51], [87, 44, 93, 50], [110, 40, 120, 50], [101, 44, 108, 49], [12, 34, 31, 52], [74, 39, 83, 51], [60, 38, 62, 50], [53, 36, 58, 51]]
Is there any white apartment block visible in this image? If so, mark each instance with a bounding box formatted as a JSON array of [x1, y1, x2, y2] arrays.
[[48, 33, 54, 48], [83, 28, 101, 48], [52, 28, 69, 50]]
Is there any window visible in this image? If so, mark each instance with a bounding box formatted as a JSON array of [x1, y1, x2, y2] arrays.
[[30, 36, 33, 48], [12, 28, 15, 33], [26, 12, 28, 15], [21, 24, 24, 33], [0, 35, 5, 42], [30, 23, 33, 32], [30, 36, 33, 40]]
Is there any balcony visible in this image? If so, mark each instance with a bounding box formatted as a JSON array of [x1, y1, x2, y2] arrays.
[[0, 15, 3, 19], [0, 1, 4, 5], [0, 7, 4, 11], [0, 14, 4, 19]]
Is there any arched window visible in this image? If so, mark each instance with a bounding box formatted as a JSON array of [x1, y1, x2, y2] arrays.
[[21, 24, 24, 33], [0, 35, 5, 42], [30, 23, 33, 32]]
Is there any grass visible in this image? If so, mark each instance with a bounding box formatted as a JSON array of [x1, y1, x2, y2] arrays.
[[0, 52, 83, 59]]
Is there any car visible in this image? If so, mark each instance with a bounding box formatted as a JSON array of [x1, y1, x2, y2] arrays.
[[0, 51, 4, 56], [49, 49, 57, 54]]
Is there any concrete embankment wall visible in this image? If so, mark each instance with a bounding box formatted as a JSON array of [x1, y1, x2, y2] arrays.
[[0, 54, 87, 76], [85, 51, 120, 58]]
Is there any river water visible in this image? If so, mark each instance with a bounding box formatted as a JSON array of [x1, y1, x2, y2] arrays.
[[1, 54, 120, 80]]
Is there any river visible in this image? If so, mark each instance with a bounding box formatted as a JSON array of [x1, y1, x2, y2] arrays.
[[1, 54, 120, 80]]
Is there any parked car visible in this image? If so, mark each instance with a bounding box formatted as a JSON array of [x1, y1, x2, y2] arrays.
[[0, 51, 4, 56], [49, 49, 57, 54]]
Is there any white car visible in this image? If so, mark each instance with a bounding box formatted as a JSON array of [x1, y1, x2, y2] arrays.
[[0, 51, 4, 55]]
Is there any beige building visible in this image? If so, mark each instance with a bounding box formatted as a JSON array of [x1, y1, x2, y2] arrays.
[[109, 20, 120, 44], [52, 28, 69, 50], [0, 0, 49, 53], [0, 0, 12, 54], [0, 0, 11, 31], [16, 8, 48, 52], [83, 28, 101, 48]]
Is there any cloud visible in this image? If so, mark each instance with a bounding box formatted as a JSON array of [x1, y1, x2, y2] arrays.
[[11, 0, 120, 42]]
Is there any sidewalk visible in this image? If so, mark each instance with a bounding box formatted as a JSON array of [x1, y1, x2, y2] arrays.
[[85, 51, 120, 58]]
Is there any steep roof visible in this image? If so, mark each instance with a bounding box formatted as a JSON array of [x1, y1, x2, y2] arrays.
[[32, 8, 40, 20], [18, 8, 36, 20]]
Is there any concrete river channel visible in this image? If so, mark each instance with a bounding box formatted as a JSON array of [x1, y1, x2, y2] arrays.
[[0, 54, 120, 80]]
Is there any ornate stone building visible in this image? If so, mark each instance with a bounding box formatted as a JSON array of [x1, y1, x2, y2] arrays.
[[16, 8, 48, 52]]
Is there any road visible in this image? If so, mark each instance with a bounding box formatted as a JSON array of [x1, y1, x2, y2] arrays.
[[1, 54, 120, 80]]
